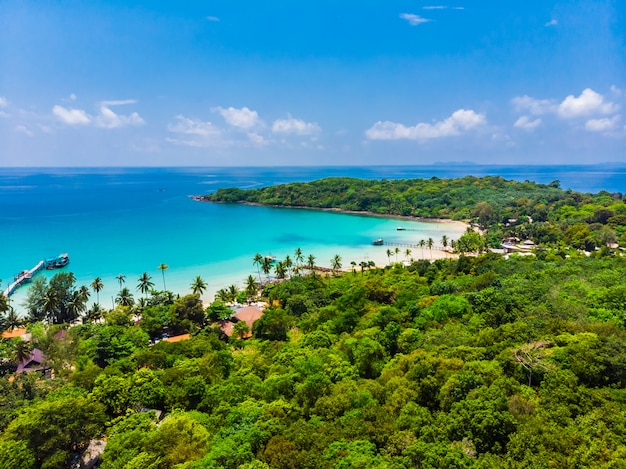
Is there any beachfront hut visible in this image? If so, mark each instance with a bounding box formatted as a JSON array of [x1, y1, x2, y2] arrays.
[[162, 333, 191, 343], [219, 305, 264, 338]]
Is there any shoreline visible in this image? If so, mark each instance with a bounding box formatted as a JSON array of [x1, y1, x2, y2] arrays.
[[191, 196, 470, 230]]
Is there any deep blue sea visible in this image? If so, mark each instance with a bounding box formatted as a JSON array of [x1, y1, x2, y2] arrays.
[[2, 165, 625, 312]]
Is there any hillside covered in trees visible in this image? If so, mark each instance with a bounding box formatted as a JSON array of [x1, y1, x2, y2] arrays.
[[204, 176, 626, 251], [1, 250, 626, 468]]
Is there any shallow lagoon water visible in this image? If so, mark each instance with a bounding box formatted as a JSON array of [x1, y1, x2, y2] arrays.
[[1, 165, 623, 312]]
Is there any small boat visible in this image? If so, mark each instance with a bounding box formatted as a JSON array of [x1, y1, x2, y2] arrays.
[[397, 227, 405, 231], [372, 238, 384, 246], [44, 253, 70, 270], [14, 270, 32, 282]]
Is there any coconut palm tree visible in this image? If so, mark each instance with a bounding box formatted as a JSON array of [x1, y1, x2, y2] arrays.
[[427, 238, 434, 259], [157, 263, 168, 290], [441, 235, 449, 250], [295, 247, 304, 269], [394, 247, 400, 262], [350, 261, 357, 274], [307, 254, 316, 271], [227, 284, 239, 303], [245, 275, 258, 303], [275, 261, 287, 279], [253, 253, 264, 283], [386, 249, 393, 265], [116, 274, 126, 292], [419, 239, 426, 258], [3, 307, 22, 332], [261, 257, 273, 281], [284, 255, 293, 276], [191, 275, 207, 296], [115, 287, 134, 307], [84, 303, 104, 323], [91, 277, 104, 305], [215, 288, 230, 303], [137, 272, 154, 297], [13, 339, 32, 365], [405, 248, 412, 262], [331, 254, 342, 274]]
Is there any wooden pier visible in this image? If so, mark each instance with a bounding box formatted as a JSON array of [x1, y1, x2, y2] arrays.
[[3, 260, 44, 297]]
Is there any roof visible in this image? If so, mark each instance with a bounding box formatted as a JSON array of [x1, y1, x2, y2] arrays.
[[17, 348, 45, 373], [218, 305, 264, 338], [1, 328, 27, 339], [162, 333, 191, 343]]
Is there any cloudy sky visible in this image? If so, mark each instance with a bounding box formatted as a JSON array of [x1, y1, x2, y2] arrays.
[[1, 1, 624, 166]]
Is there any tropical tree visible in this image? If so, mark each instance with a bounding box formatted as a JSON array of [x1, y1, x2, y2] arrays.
[[405, 248, 412, 262], [227, 284, 239, 303], [419, 239, 426, 258], [295, 247, 304, 268], [284, 255, 293, 275], [441, 235, 449, 250], [190, 276, 207, 296], [215, 289, 231, 303], [331, 254, 342, 274], [394, 247, 400, 262], [350, 261, 357, 274], [427, 237, 434, 258], [307, 254, 316, 271], [386, 249, 393, 265], [116, 274, 126, 292], [245, 275, 258, 303], [116, 287, 134, 307], [91, 277, 104, 304], [261, 257, 273, 280], [137, 272, 154, 297], [13, 339, 32, 365], [275, 261, 288, 279], [2, 308, 22, 332], [157, 263, 168, 290], [253, 253, 264, 283], [84, 303, 104, 323]]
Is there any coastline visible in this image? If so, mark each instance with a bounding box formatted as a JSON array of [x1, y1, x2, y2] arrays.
[[191, 196, 470, 230]]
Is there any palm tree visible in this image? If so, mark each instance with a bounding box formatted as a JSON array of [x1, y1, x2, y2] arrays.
[[245, 275, 258, 303], [307, 254, 316, 271], [3, 308, 22, 331], [137, 272, 154, 297], [405, 248, 412, 262], [427, 238, 434, 259], [253, 253, 264, 283], [116, 274, 126, 292], [215, 288, 230, 303], [386, 249, 393, 265], [350, 261, 357, 274], [275, 261, 287, 279], [91, 277, 104, 304], [441, 235, 449, 250], [394, 247, 400, 262], [331, 254, 342, 274], [261, 257, 273, 281], [157, 263, 168, 290], [115, 287, 134, 307], [227, 284, 239, 303], [191, 276, 207, 296], [284, 255, 293, 276], [419, 239, 426, 258], [13, 339, 32, 365], [295, 248, 304, 269], [84, 303, 104, 323]]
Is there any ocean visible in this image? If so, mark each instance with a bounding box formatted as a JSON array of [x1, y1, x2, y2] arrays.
[[1, 164, 625, 313]]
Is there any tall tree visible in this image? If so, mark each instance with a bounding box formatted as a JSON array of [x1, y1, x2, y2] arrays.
[[394, 247, 400, 262], [261, 257, 273, 280], [190, 276, 207, 296], [295, 248, 304, 269], [427, 237, 434, 259], [275, 261, 287, 279], [116, 274, 126, 292], [405, 248, 412, 262], [419, 239, 426, 258], [157, 264, 169, 290], [245, 275, 258, 303], [307, 254, 316, 271], [331, 254, 342, 273], [115, 287, 134, 307], [137, 272, 154, 297], [91, 277, 104, 304], [386, 249, 393, 265], [253, 253, 264, 283]]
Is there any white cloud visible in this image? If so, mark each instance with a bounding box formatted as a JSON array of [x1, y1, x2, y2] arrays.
[[452, 6, 464, 10], [610, 85, 622, 97], [52, 105, 91, 125], [558, 88, 618, 118], [585, 115, 620, 132], [69, 93, 77, 101], [215, 106, 261, 129], [545, 19, 558, 26], [365, 109, 486, 141], [0, 97, 7, 107], [53, 100, 144, 128], [247, 132, 267, 145], [206, 16, 220, 22], [272, 117, 320, 135], [514, 115, 542, 131], [167, 115, 225, 147], [511, 95, 556, 115], [400, 13, 431, 25], [423, 6, 447, 9], [15, 124, 34, 137], [95, 105, 145, 128]]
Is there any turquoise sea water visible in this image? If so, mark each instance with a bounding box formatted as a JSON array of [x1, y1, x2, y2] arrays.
[[1, 165, 625, 312]]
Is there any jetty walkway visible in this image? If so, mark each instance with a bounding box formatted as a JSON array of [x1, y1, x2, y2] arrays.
[[3, 261, 44, 297]]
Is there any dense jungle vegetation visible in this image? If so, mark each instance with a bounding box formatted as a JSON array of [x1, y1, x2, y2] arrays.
[[2, 176, 626, 468], [1, 251, 626, 468]]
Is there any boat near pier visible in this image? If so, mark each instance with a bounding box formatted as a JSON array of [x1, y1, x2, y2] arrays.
[[3, 253, 69, 297]]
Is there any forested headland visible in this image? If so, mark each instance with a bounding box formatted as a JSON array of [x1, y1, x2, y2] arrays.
[[1, 176, 626, 468]]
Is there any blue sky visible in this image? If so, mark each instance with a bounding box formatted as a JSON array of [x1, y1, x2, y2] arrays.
[[1, 1, 624, 166]]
